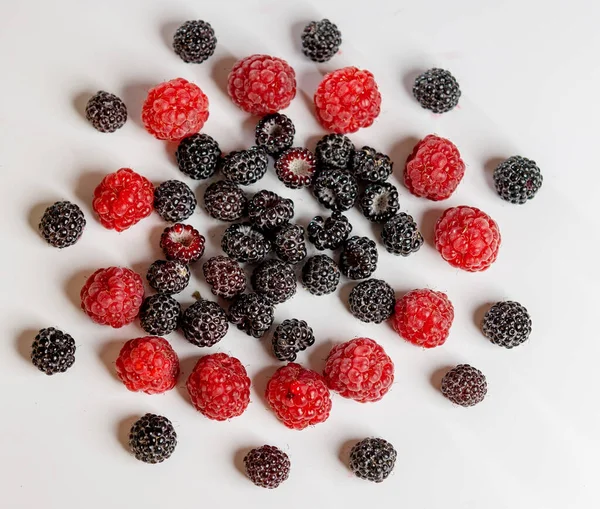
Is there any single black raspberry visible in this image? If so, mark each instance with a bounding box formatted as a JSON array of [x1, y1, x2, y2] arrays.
[[244, 445, 291, 489], [181, 298, 229, 347], [154, 180, 197, 222], [222, 147, 269, 186], [204, 180, 247, 222], [255, 114, 295, 156], [349, 438, 397, 483], [39, 201, 85, 248], [251, 260, 296, 305], [482, 301, 532, 348], [351, 146, 393, 183], [221, 223, 271, 263], [139, 294, 181, 336], [301, 19, 342, 63], [493, 156, 543, 204], [359, 182, 400, 223], [275, 148, 316, 189], [313, 168, 358, 211], [176, 133, 221, 180], [441, 364, 487, 407], [146, 260, 190, 295], [273, 224, 307, 264], [307, 212, 352, 250], [202, 256, 246, 299], [172, 20, 217, 64], [228, 293, 275, 338], [272, 319, 315, 361], [85, 91, 127, 133], [129, 413, 177, 464], [381, 212, 423, 256], [315, 134, 354, 169], [348, 279, 395, 323], [247, 190, 294, 232], [340, 236, 378, 280], [31, 327, 76, 375], [301, 255, 340, 295], [413, 68, 461, 114]]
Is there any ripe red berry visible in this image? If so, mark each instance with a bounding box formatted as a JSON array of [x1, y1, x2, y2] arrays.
[[227, 54, 296, 115], [324, 338, 394, 403], [92, 168, 154, 232], [142, 78, 209, 141], [314, 67, 381, 134], [435, 206, 501, 272], [80, 267, 144, 328], [115, 336, 179, 394], [160, 223, 205, 264]]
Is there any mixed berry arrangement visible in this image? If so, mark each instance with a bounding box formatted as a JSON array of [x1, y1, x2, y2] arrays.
[[32, 17, 541, 486]]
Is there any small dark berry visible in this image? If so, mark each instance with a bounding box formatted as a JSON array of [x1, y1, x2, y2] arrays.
[[413, 68, 461, 113], [39, 201, 85, 248], [221, 223, 271, 264], [275, 148, 316, 189], [315, 134, 354, 169], [301, 19, 342, 63], [204, 180, 247, 222], [493, 156, 543, 204], [348, 279, 395, 323], [244, 445, 290, 489], [349, 438, 397, 483], [381, 213, 423, 256], [154, 180, 197, 222], [301, 255, 340, 295], [313, 168, 358, 211], [173, 20, 217, 64], [359, 182, 400, 223], [176, 133, 221, 180], [146, 260, 190, 295], [31, 327, 76, 375], [85, 91, 127, 133], [482, 301, 532, 348], [229, 293, 275, 338], [272, 319, 315, 362], [248, 190, 294, 232], [251, 260, 296, 305], [181, 299, 228, 347], [441, 364, 487, 407], [351, 146, 393, 183], [255, 114, 295, 156], [129, 413, 177, 464], [140, 294, 181, 336], [203, 256, 246, 299], [307, 212, 352, 250], [340, 236, 378, 280], [273, 224, 307, 264], [222, 147, 269, 186]]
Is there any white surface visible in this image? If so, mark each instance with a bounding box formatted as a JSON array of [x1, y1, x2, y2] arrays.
[[1, 1, 599, 507]]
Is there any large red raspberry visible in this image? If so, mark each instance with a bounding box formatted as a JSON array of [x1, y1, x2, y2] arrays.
[[186, 353, 251, 421], [265, 363, 332, 430], [160, 223, 205, 263], [405, 135, 465, 201], [227, 54, 296, 115], [435, 206, 501, 272], [392, 289, 454, 348], [115, 336, 179, 394], [92, 168, 154, 232], [80, 267, 144, 328], [142, 78, 209, 141], [324, 338, 394, 403], [314, 67, 381, 134]]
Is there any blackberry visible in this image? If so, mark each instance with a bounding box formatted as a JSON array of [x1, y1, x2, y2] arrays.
[[359, 182, 400, 223], [441, 364, 487, 407], [301, 255, 340, 295], [181, 298, 229, 347], [351, 146, 393, 183], [272, 319, 315, 362], [313, 168, 358, 212], [228, 293, 275, 338], [154, 180, 197, 222], [172, 20, 217, 64], [315, 134, 354, 169], [129, 413, 177, 464], [31, 327, 76, 375], [176, 133, 221, 180], [493, 156, 543, 204], [255, 114, 295, 156], [482, 301, 532, 348], [349, 438, 397, 483], [139, 294, 181, 336], [301, 19, 342, 63], [348, 279, 395, 323], [204, 180, 247, 222], [275, 148, 316, 189], [202, 256, 246, 299], [146, 260, 190, 295], [247, 190, 294, 232], [307, 212, 352, 250], [38, 201, 85, 248], [222, 146, 268, 186], [273, 223, 307, 264], [221, 223, 271, 263], [381, 212, 423, 256], [85, 91, 127, 133], [251, 260, 296, 305], [340, 236, 378, 280], [244, 445, 291, 489], [413, 68, 461, 114]]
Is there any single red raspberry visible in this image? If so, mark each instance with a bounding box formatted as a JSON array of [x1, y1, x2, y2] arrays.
[[404, 135, 465, 201], [227, 54, 296, 115], [115, 336, 179, 394], [265, 363, 332, 430], [435, 206, 501, 272], [324, 338, 394, 403], [92, 168, 154, 232], [80, 267, 144, 328], [186, 353, 251, 421], [392, 289, 454, 348], [142, 78, 209, 141], [160, 223, 205, 264], [314, 67, 381, 134]]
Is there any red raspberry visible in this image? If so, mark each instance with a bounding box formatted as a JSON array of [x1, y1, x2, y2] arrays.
[[324, 338, 394, 403], [314, 67, 381, 134], [80, 267, 144, 328], [265, 363, 332, 430], [92, 168, 154, 232], [227, 54, 296, 115], [186, 353, 251, 421], [160, 223, 205, 264], [142, 78, 209, 141], [435, 206, 501, 272], [392, 289, 454, 348], [404, 135, 465, 201], [115, 336, 179, 394]]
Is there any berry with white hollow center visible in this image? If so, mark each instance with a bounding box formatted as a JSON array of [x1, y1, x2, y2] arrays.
[[360, 182, 400, 223], [160, 223, 205, 263], [275, 148, 316, 189]]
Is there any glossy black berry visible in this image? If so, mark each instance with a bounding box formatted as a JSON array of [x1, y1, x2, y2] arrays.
[[176, 133, 221, 180], [244, 445, 291, 489], [315, 134, 354, 169], [247, 190, 294, 232], [381, 213, 423, 256], [204, 180, 247, 222], [301, 255, 340, 296], [181, 299, 228, 347], [31, 327, 76, 375], [202, 256, 246, 299], [85, 91, 127, 133], [351, 146, 393, 183], [154, 180, 196, 223], [313, 168, 358, 212], [228, 293, 275, 338], [482, 301, 532, 348], [146, 260, 190, 295], [359, 182, 400, 223], [129, 413, 177, 464], [493, 156, 543, 204], [441, 364, 487, 407], [349, 438, 397, 483], [413, 68, 461, 113], [222, 146, 268, 186], [221, 223, 271, 264], [255, 114, 295, 156], [39, 201, 85, 248], [301, 19, 342, 63], [272, 319, 315, 362], [340, 236, 378, 280], [251, 260, 296, 305], [172, 20, 217, 64], [273, 223, 307, 264], [307, 212, 352, 250], [348, 279, 395, 323], [140, 294, 181, 336]]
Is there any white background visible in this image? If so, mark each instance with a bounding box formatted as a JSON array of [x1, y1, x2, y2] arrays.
[[1, 1, 599, 507]]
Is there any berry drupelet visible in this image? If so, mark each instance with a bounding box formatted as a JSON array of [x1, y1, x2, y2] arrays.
[[482, 301, 532, 348], [247, 190, 294, 232], [301, 254, 340, 295], [348, 279, 395, 323], [160, 223, 205, 264], [221, 223, 271, 263], [351, 146, 393, 183], [146, 260, 190, 295], [154, 180, 197, 223], [272, 319, 315, 362], [202, 256, 246, 299], [176, 133, 221, 180], [340, 236, 378, 280], [180, 299, 229, 347], [172, 20, 216, 64], [229, 293, 275, 338], [139, 294, 181, 336], [39, 201, 85, 248], [381, 213, 423, 256], [222, 146, 269, 186], [85, 91, 127, 133], [441, 364, 487, 407], [31, 327, 76, 375], [307, 212, 352, 250], [204, 180, 247, 222], [273, 223, 307, 264], [315, 133, 354, 169], [255, 113, 295, 156], [313, 168, 358, 211], [129, 414, 177, 464], [301, 19, 342, 62], [413, 68, 461, 113], [251, 260, 297, 305], [493, 156, 543, 204], [349, 438, 397, 483], [359, 182, 400, 223], [244, 445, 291, 489], [275, 148, 316, 189]]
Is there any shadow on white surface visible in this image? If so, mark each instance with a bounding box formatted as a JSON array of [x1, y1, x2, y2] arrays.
[[74, 170, 105, 213], [338, 438, 361, 469], [338, 281, 355, 313], [402, 68, 425, 99], [233, 446, 254, 478], [115, 414, 140, 453], [159, 21, 182, 54], [308, 338, 337, 374], [121, 82, 154, 130], [472, 302, 494, 333], [98, 340, 125, 383], [298, 89, 315, 118], [253, 364, 281, 408], [419, 207, 445, 249], [164, 141, 179, 168], [388, 136, 419, 182], [15, 328, 37, 364], [430, 365, 454, 392], [72, 90, 94, 124], [28, 201, 58, 238], [176, 355, 200, 405], [210, 55, 238, 100], [64, 268, 94, 312], [484, 156, 506, 193]]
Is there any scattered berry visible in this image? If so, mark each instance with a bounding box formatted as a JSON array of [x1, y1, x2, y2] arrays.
[[413, 68, 461, 113], [172, 20, 216, 64], [307, 212, 352, 250], [85, 91, 127, 133], [301, 255, 340, 295], [129, 414, 177, 464], [31, 327, 76, 375], [482, 301, 532, 348], [255, 113, 295, 156], [202, 256, 246, 299], [244, 445, 291, 489], [221, 223, 271, 263], [313, 168, 358, 211], [176, 133, 221, 180], [222, 146, 269, 186], [381, 213, 423, 256], [275, 148, 316, 189], [315, 134, 354, 171], [273, 223, 307, 264], [154, 180, 197, 223], [204, 180, 247, 222], [248, 190, 294, 232], [228, 293, 274, 338], [272, 319, 315, 362], [160, 223, 205, 264], [340, 236, 378, 280], [351, 146, 392, 183], [146, 260, 190, 295], [251, 260, 296, 305], [349, 438, 397, 483], [493, 156, 543, 204], [39, 201, 85, 248], [139, 294, 181, 336], [359, 182, 400, 223], [348, 279, 395, 323], [301, 19, 342, 62], [181, 298, 229, 347], [441, 364, 487, 407]]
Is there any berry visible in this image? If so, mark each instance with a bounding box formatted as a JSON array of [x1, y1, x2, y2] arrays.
[[404, 135, 465, 201], [441, 364, 487, 407], [315, 133, 354, 169], [351, 146, 393, 183], [275, 148, 316, 189], [80, 267, 144, 328], [435, 206, 501, 272], [348, 279, 395, 323], [154, 180, 197, 223], [272, 319, 315, 362], [313, 168, 358, 211], [307, 212, 352, 250], [186, 353, 251, 420], [324, 338, 394, 402], [139, 294, 181, 336], [359, 182, 400, 223], [493, 156, 543, 204], [204, 180, 247, 222], [244, 446, 291, 489], [202, 256, 246, 299], [273, 223, 307, 264], [31, 327, 75, 375], [39, 201, 85, 248], [301, 19, 342, 63], [176, 133, 221, 180], [255, 113, 295, 156], [227, 54, 297, 115], [116, 336, 179, 394], [381, 213, 423, 256], [349, 438, 397, 483], [172, 20, 216, 64], [251, 260, 296, 305], [85, 91, 127, 133], [482, 301, 532, 348], [181, 299, 229, 347], [413, 68, 461, 113], [160, 223, 205, 264], [340, 236, 378, 280], [222, 146, 269, 186], [228, 293, 274, 338], [301, 255, 340, 295], [265, 363, 332, 430], [146, 260, 190, 295], [221, 223, 271, 263], [92, 168, 154, 232], [314, 67, 381, 134], [129, 414, 177, 464], [392, 289, 454, 348], [248, 190, 294, 232]]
